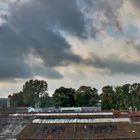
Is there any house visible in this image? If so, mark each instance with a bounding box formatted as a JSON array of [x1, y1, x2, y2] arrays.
[[60, 107, 82, 113], [41, 107, 60, 113], [15, 107, 29, 113], [27, 107, 43, 112], [82, 106, 101, 112], [27, 107, 36, 112]]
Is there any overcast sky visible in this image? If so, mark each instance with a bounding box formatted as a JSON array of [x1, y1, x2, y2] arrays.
[[0, 0, 140, 97]]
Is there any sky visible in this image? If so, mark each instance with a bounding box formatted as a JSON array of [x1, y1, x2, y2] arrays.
[[0, 0, 140, 97]]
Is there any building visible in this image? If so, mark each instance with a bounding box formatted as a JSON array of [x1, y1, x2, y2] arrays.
[[60, 107, 82, 113], [82, 106, 101, 112]]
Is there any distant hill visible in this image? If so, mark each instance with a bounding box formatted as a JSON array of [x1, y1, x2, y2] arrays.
[[0, 98, 7, 108]]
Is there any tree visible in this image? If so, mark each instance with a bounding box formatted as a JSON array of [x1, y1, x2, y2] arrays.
[[130, 83, 140, 111], [121, 84, 131, 110], [40, 96, 53, 107], [10, 91, 25, 107], [75, 86, 99, 107], [101, 84, 140, 111], [53, 87, 75, 107], [22, 79, 48, 107], [101, 86, 115, 110], [114, 86, 123, 110]]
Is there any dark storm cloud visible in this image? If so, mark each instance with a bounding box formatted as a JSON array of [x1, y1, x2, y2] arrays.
[[9, 0, 86, 37], [30, 29, 82, 67], [32, 66, 63, 79], [41, 0, 86, 37], [131, 0, 140, 8], [83, 55, 140, 75], [0, 25, 32, 80], [0, 0, 85, 80], [0, 58, 32, 80], [80, 0, 123, 31], [0, 0, 139, 80], [108, 60, 140, 75]]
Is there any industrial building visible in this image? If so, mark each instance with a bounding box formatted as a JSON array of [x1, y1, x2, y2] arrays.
[[0, 111, 139, 139]]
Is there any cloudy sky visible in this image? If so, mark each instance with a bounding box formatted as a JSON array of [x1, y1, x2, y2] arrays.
[[0, 0, 140, 97]]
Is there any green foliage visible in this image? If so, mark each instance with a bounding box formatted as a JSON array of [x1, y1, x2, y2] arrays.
[[9, 79, 48, 107], [53, 87, 75, 107], [8, 80, 140, 110], [10, 92, 24, 107], [75, 86, 99, 107], [22, 79, 48, 107], [101, 84, 140, 111], [101, 86, 115, 110], [40, 96, 53, 107], [130, 83, 140, 111]]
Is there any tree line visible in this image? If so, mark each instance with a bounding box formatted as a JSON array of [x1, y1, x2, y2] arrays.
[[8, 79, 140, 111]]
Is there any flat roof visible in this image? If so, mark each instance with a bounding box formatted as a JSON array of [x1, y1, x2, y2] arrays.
[[32, 118, 131, 124]]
